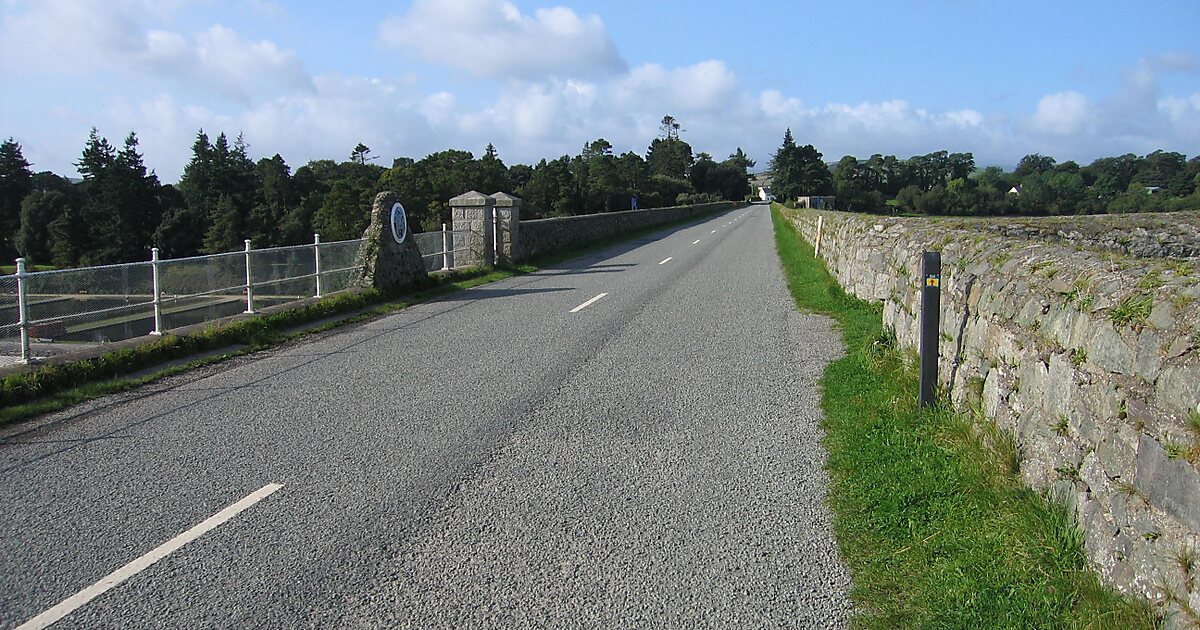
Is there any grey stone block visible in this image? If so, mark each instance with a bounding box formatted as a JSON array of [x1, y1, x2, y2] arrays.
[[1134, 434, 1200, 532], [1155, 363, 1200, 417], [1133, 329, 1163, 382], [1087, 324, 1133, 375]]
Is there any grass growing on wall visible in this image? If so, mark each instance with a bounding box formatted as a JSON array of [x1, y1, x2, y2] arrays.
[[771, 205, 1157, 629]]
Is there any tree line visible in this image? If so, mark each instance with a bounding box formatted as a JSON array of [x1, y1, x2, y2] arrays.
[[767, 128, 1200, 216], [0, 115, 753, 267]]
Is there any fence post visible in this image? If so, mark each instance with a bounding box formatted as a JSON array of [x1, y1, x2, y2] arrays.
[[313, 233, 323, 298], [15, 258, 30, 364], [918, 251, 942, 408], [441, 223, 450, 271], [489, 192, 522, 264], [815, 215, 824, 257], [244, 239, 255, 313], [150, 248, 163, 335]]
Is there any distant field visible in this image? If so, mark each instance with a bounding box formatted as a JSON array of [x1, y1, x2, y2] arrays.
[[0, 265, 57, 274]]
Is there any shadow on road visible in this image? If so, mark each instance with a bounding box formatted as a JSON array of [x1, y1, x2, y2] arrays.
[[432, 286, 575, 302]]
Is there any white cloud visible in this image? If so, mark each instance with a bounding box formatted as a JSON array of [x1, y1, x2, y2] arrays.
[[1, 1, 313, 103], [611, 61, 740, 112], [5, 2, 1199, 187], [0, 0, 145, 73], [379, 0, 626, 80], [186, 25, 314, 101], [1028, 91, 1093, 136]]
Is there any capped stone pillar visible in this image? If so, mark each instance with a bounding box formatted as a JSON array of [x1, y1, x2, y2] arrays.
[[450, 190, 495, 267], [490, 192, 522, 264]]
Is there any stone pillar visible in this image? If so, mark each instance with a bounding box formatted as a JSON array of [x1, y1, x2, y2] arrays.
[[352, 191, 428, 292], [450, 190, 495, 267], [490, 192, 522, 264]]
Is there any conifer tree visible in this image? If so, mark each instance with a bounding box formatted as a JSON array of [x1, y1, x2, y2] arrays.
[[0, 138, 34, 261]]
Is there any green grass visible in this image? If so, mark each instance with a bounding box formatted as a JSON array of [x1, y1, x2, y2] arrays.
[[771, 205, 1157, 629], [1109, 293, 1154, 328], [1, 264, 56, 274], [0, 266, 517, 426]]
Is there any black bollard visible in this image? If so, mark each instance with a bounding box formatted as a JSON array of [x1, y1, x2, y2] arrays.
[[919, 251, 941, 409]]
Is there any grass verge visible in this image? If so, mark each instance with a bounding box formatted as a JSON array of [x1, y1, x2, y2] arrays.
[[770, 205, 1157, 629], [0, 266, 518, 426]]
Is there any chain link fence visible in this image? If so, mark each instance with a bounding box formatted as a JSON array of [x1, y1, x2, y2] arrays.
[[316, 238, 364, 294], [414, 229, 473, 272], [1, 227, 476, 364], [0, 275, 20, 365]]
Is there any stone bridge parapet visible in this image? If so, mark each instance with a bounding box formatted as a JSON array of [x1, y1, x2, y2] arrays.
[[789, 207, 1200, 616]]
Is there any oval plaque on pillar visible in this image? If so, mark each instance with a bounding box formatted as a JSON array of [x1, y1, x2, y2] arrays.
[[390, 202, 409, 244]]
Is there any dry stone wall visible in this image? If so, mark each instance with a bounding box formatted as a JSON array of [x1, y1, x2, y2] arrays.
[[516, 202, 735, 262], [948, 211, 1200, 259], [789, 208, 1200, 616]]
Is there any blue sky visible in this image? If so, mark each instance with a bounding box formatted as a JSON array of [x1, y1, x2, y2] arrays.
[[2, 0, 1198, 182]]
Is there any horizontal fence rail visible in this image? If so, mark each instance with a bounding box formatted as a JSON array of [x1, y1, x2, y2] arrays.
[[1, 226, 474, 365], [413, 224, 473, 272]]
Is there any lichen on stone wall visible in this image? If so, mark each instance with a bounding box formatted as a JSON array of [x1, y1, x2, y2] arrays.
[[789, 208, 1200, 618]]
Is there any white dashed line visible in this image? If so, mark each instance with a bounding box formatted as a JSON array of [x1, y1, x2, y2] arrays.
[[658, 257, 672, 265], [570, 293, 608, 313], [16, 483, 284, 630], [692, 239, 701, 245], [711, 229, 717, 234]]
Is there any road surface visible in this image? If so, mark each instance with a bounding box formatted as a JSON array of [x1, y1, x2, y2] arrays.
[[0, 205, 852, 629]]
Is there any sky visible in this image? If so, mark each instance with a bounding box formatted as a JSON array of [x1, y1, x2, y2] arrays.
[[1, 0, 1198, 183]]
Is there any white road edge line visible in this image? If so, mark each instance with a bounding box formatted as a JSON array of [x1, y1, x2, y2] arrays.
[[711, 229, 717, 233], [16, 483, 284, 630], [569, 292, 608, 313], [691, 239, 701, 245], [658, 257, 672, 265]]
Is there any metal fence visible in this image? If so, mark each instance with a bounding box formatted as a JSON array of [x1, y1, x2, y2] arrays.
[[1, 225, 475, 364], [414, 224, 473, 272]]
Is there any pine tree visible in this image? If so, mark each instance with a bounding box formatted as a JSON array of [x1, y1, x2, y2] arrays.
[[478, 143, 510, 194], [77, 131, 161, 263], [111, 132, 161, 260], [769, 129, 832, 201], [0, 138, 34, 261], [203, 195, 242, 253]]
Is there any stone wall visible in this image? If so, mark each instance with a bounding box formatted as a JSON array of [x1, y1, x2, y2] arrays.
[[943, 211, 1200, 259], [788, 208, 1200, 616], [516, 202, 736, 262]]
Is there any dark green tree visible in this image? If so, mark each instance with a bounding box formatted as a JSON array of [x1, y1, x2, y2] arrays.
[[203, 195, 243, 253], [350, 143, 375, 165], [313, 179, 373, 240], [477, 143, 510, 194], [519, 157, 575, 216], [1014, 154, 1056, 178], [770, 129, 832, 201], [0, 138, 34, 261], [646, 136, 693, 180], [246, 154, 295, 245], [17, 190, 67, 264], [48, 203, 88, 267], [74, 129, 161, 263]]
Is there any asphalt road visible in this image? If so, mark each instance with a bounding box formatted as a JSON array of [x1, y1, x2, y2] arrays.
[[0, 204, 852, 629]]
